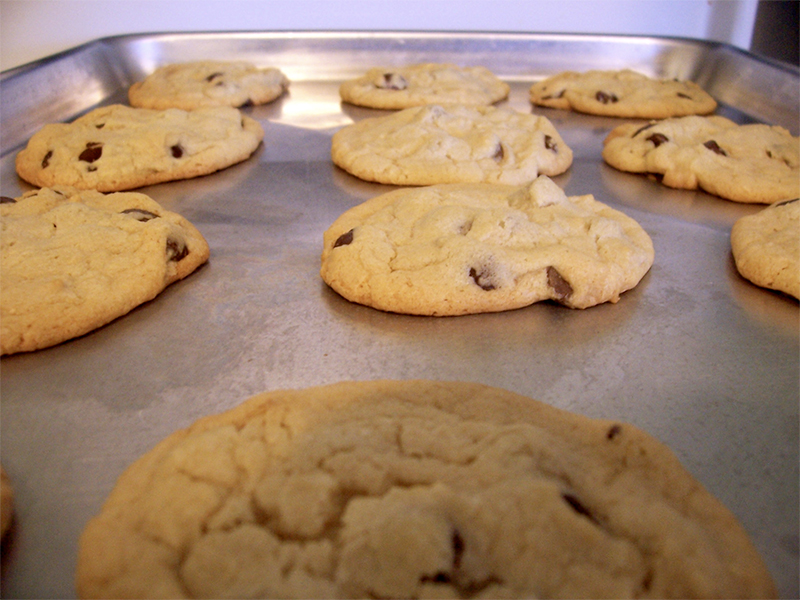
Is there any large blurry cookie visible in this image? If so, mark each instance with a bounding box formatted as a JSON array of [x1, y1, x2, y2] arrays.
[[320, 176, 653, 315], [731, 198, 800, 299], [529, 69, 717, 118], [76, 379, 776, 599], [331, 104, 572, 186], [1, 186, 210, 355], [339, 62, 509, 109], [602, 115, 800, 204], [15, 104, 264, 192], [128, 60, 289, 110]]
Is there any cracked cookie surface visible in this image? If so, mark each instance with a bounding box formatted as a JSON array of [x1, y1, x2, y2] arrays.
[[529, 69, 717, 118], [602, 115, 800, 204], [331, 104, 572, 186], [76, 379, 776, 599], [320, 176, 654, 315], [339, 63, 509, 109], [731, 198, 800, 299], [0, 186, 209, 355], [15, 104, 264, 192], [128, 60, 289, 110]]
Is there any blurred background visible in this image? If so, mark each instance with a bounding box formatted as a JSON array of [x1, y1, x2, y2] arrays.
[[2, 0, 797, 72]]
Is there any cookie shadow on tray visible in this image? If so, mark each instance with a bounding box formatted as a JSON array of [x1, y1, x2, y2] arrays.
[[318, 278, 645, 353]]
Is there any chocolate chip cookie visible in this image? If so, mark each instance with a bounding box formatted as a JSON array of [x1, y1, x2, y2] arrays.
[[331, 104, 572, 186], [602, 115, 800, 203], [340, 62, 509, 109], [15, 104, 264, 192], [731, 198, 800, 298], [529, 69, 717, 118], [76, 379, 776, 599], [1, 186, 210, 355], [128, 60, 289, 110], [320, 176, 654, 315]]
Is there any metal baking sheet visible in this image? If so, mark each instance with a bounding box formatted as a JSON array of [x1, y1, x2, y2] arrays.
[[1, 32, 798, 598]]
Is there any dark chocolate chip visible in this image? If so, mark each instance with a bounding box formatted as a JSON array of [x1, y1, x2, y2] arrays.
[[166, 238, 189, 262], [0, 196, 17, 204], [451, 530, 465, 570], [595, 91, 618, 104], [95, 123, 105, 129], [703, 140, 727, 156], [546, 266, 572, 301], [492, 143, 505, 162], [79, 142, 103, 163], [42, 150, 53, 168], [333, 229, 354, 248], [541, 89, 565, 100], [544, 135, 557, 152], [469, 266, 496, 291], [606, 424, 623, 440], [677, 92, 692, 99], [205, 72, 223, 82], [646, 133, 669, 147], [171, 144, 184, 158], [121, 208, 159, 222], [562, 492, 595, 521], [378, 72, 408, 90], [631, 122, 656, 137]]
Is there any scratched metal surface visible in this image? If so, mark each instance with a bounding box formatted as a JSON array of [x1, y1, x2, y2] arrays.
[[0, 32, 798, 598]]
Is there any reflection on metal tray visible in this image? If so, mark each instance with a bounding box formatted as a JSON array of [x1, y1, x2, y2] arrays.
[[1, 32, 798, 599]]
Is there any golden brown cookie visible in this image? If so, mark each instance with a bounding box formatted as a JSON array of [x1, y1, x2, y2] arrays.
[[77, 379, 776, 599]]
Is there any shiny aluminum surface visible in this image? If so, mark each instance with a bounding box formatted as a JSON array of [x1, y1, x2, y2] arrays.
[[0, 32, 798, 598]]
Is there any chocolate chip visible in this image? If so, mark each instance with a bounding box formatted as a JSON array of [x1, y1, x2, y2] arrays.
[[378, 72, 408, 90], [42, 150, 53, 168], [166, 238, 189, 262], [79, 142, 103, 163], [546, 266, 572, 301], [541, 89, 565, 100], [333, 229, 354, 248], [703, 140, 727, 156], [632, 122, 656, 137], [606, 424, 623, 440], [677, 92, 692, 99], [492, 143, 505, 162], [562, 492, 595, 521], [451, 530, 465, 570], [469, 266, 496, 291], [595, 91, 618, 104], [205, 72, 223, 82], [646, 133, 669, 147], [0, 196, 16, 204], [121, 208, 159, 222], [544, 135, 557, 152], [171, 144, 184, 158], [95, 123, 105, 129]]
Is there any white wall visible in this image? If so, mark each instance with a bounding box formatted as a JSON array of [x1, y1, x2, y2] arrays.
[[0, 0, 760, 72]]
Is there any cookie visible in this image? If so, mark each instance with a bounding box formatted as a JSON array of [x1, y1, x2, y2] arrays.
[[331, 104, 573, 186], [1, 466, 13, 539], [76, 379, 776, 599], [731, 198, 800, 298], [1, 186, 210, 355], [339, 62, 510, 109], [320, 176, 653, 315], [128, 60, 289, 110], [529, 69, 717, 118], [15, 104, 264, 192], [602, 115, 800, 204]]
